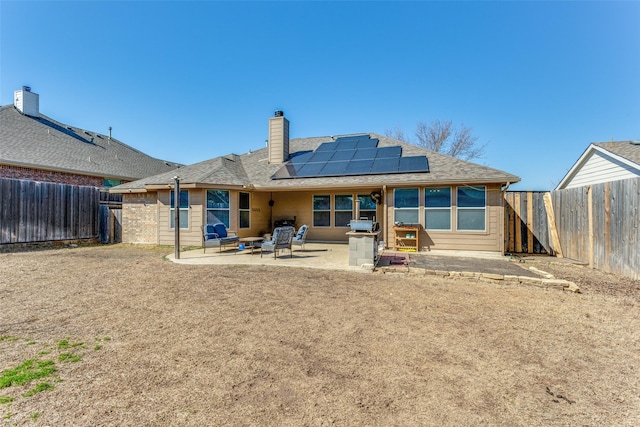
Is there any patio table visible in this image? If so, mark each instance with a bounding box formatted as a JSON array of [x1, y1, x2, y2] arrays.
[[239, 237, 264, 255]]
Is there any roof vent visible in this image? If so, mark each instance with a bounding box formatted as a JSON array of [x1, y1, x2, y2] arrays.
[[274, 110, 284, 117]]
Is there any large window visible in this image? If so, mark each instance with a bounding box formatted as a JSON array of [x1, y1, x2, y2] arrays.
[[334, 195, 353, 227], [239, 192, 250, 229], [170, 190, 189, 229], [357, 194, 377, 220], [425, 187, 451, 230], [207, 190, 230, 227], [457, 186, 486, 231], [313, 195, 331, 227], [394, 188, 419, 224]]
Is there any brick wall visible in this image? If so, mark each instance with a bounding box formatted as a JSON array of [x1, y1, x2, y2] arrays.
[[122, 193, 158, 244], [0, 165, 103, 187]]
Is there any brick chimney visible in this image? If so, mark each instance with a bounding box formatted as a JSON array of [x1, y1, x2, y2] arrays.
[[268, 110, 289, 164], [14, 86, 39, 117]]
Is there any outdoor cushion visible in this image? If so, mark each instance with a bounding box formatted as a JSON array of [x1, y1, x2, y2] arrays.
[[203, 223, 238, 253], [292, 224, 308, 251], [213, 223, 228, 238]]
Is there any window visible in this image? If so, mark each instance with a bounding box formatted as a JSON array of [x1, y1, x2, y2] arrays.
[[425, 187, 451, 230], [103, 178, 123, 188], [334, 195, 353, 227], [207, 190, 230, 227], [170, 190, 189, 229], [313, 195, 331, 227], [394, 188, 419, 224], [457, 186, 486, 231], [239, 192, 250, 229], [357, 194, 377, 221]]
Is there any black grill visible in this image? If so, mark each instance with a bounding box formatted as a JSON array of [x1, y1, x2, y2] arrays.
[[274, 218, 296, 228]]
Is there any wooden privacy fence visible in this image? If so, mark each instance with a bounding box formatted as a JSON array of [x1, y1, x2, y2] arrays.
[[552, 177, 639, 280], [504, 191, 554, 255], [0, 178, 99, 245], [505, 177, 640, 280]]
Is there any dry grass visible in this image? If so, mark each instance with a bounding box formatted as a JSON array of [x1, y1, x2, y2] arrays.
[[0, 245, 638, 426]]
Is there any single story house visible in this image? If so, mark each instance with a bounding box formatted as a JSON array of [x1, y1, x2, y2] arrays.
[[112, 112, 520, 253], [555, 140, 640, 190], [1, 86, 181, 188]]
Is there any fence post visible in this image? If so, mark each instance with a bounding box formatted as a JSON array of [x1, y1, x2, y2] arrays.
[[587, 185, 594, 268], [543, 192, 563, 258]]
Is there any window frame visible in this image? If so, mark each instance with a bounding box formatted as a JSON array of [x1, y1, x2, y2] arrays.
[[170, 190, 189, 230], [239, 192, 250, 229], [206, 189, 231, 228], [313, 195, 331, 227], [393, 188, 420, 224], [357, 194, 377, 221], [424, 187, 452, 231], [334, 194, 353, 228], [456, 185, 487, 232]]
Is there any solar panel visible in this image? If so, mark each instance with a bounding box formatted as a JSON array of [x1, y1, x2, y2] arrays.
[[336, 139, 358, 150], [309, 151, 334, 162], [319, 160, 348, 176], [352, 148, 377, 160], [344, 159, 373, 175], [270, 134, 430, 179], [376, 146, 402, 158], [371, 157, 399, 174], [331, 149, 356, 161], [357, 138, 378, 149], [316, 142, 337, 151], [297, 162, 325, 176], [289, 151, 314, 164], [398, 156, 429, 172]]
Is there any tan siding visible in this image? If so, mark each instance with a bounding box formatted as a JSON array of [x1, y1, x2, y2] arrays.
[[383, 184, 503, 252], [269, 190, 382, 242], [158, 189, 203, 246], [144, 184, 505, 251]]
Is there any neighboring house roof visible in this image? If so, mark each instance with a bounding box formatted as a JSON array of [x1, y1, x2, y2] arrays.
[[0, 105, 181, 181], [555, 140, 640, 190], [112, 133, 519, 192]]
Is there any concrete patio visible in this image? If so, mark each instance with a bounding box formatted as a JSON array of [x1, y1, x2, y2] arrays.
[[167, 242, 368, 272], [165, 242, 531, 276]]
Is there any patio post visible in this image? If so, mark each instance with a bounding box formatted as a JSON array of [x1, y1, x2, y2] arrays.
[[173, 176, 181, 259]]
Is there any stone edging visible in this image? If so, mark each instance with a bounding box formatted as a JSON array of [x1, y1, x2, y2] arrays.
[[376, 265, 581, 293]]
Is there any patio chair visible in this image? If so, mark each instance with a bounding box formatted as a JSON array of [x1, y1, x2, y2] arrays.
[[202, 223, 239, 253], [292, 224, 309, 251], [260, 226, 294, 259]]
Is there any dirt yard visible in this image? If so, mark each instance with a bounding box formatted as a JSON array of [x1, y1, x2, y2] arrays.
[[1, 245, 638, 426]]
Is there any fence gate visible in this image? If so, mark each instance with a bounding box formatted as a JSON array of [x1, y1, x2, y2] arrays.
[[504, 191, 552, 255]]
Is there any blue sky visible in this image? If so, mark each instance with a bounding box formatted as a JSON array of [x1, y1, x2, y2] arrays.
[[2, 1, 638, 190]]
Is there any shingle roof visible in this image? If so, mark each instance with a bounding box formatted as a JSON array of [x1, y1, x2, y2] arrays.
[[594, 141, 640, 166], [0, 105, 181, 180], [112, 132, 519, 192]]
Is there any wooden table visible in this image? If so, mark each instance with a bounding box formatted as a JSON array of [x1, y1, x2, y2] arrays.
[[239, 237, 264, 255]]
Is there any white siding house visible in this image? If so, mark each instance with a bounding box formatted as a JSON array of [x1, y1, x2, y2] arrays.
[[555, 141, 640, 190]]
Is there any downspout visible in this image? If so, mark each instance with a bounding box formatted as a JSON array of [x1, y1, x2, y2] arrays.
[[500, 182, 510, 254], [382, 185, 388, 249]]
